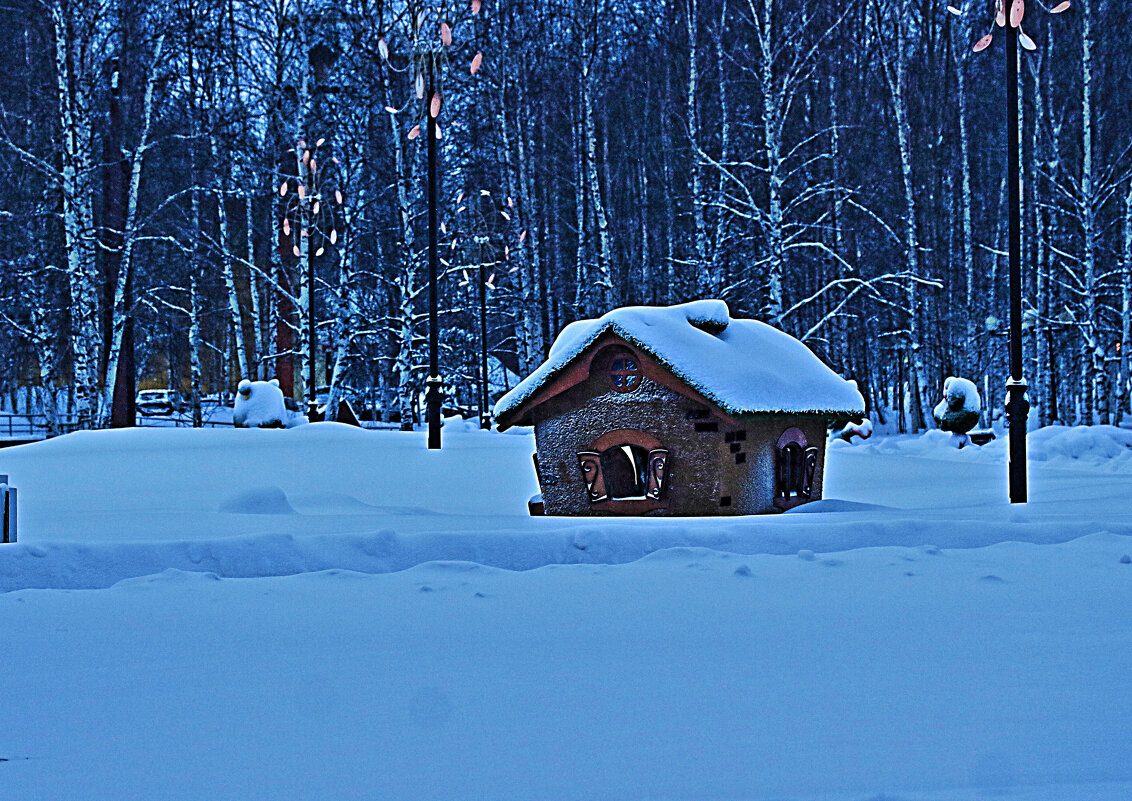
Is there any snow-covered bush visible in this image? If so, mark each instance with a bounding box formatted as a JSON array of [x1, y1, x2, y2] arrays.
[[932, 377, 981, 442], [833, 417, 873, 443], [232, 379, 307, 429]]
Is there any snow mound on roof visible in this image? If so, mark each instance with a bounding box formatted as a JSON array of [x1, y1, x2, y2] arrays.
[[683, 298, 730, 333], [497, 300, 865, 420]]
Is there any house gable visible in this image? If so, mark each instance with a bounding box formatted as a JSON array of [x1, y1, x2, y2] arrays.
[[496, 332, 739, 431]]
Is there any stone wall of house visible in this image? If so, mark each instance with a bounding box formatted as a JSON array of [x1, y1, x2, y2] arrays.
[[531, 346, 830, 516]]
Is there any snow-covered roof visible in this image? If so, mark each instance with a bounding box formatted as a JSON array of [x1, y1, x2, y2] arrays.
[[494, 300, 865, 424]]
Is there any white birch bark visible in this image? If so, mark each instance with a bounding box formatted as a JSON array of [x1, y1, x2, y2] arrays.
[[295, 150, 312, 403], [516, 85, 545, 363], [293, 0, 314, 404], [325, 132, 366, 421], [1030, 37, 1053, 426], [686, 0, 709, 292], [189, 267, 204, 426], [710, 0, 731, 291], [754, 0, 786, 326], [218, 186, 249, 382], [879, 5, 926, 430], [662, 15, 678, 304], [1119, 183, 1132, 423], [495, 63, 538, 373], [29, 279, 60, 435], [581, 47, 612, 312], [187, 29, 203, 427], [51, 0, 100, 426], [1078, 0, 1102, 424], [383, 60, 419, 429], [573, 109, 588, 312], [247, 197, 264, 380], [952, 28, 974, 353]]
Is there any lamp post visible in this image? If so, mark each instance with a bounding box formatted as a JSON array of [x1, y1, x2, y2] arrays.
[[307, 232, 318, 421], [968, 0, 1069, 502], [424, 51, 443, 449], [392, 1, 473, 446], [1003, 19, 1029, 503]]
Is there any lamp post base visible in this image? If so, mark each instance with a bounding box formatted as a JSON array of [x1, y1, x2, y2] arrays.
[[1005, 377, 1029, 504], [426, 375, 443, 450]]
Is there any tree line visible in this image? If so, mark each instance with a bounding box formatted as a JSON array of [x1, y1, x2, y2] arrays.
[[1, 0, 1130, 431]]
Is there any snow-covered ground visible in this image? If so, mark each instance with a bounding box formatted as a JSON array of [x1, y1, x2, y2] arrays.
[[0, 423, 1130, 800]]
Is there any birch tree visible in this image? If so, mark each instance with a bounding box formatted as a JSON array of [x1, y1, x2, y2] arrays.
[[50, 0, 104, 425]]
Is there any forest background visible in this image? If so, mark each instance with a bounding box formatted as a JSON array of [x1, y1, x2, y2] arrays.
[[1, 0, 1128, 432]]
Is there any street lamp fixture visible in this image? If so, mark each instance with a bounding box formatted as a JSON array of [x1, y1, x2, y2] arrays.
[[967, 0, 1070, 501], [424, 50, 443, 449], [1004, 17, 1029, 503]]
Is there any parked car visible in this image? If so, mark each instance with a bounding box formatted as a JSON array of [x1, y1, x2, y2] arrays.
[[135, 389, 182, 415]]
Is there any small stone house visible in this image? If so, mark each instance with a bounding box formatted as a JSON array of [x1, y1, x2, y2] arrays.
[[494, 300, 865, 516]]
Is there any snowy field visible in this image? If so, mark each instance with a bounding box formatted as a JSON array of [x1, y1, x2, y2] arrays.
[[0, 423, 1130, 800]]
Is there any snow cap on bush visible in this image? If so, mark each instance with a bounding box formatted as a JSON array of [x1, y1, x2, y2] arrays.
[[233, 379, 288, 429]]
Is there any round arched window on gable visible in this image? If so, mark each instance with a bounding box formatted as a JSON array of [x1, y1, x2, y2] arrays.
[[608, 352, 643, 393]]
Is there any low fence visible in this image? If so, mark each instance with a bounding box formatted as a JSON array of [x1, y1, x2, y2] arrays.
[[0, 409, 400, 440], [134, 414, 234, 429], [0, 414, 82, 440]]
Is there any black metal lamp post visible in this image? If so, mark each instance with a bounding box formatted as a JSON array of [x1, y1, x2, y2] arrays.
[[1004, 19, 1029, 503], [969, 0, 1062, 502], [424, 51, 443, 449], [307, 239, 318, 421]]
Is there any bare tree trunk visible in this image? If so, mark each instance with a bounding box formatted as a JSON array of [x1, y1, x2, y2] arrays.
[[293, 0, 314, 406], [638, 155, 650, 304], [1120, 183, 1132, 424], [325, 132, 366, 421], [686, 0, 709, 293], [954, 32, 974, 371], [383, 60, 419, 429], [755, 0, 786, 326], [247, 196, 265, 380], [516, 83, 545, 364], [573, 108, 588, 312], [581, 45, 612, 312], [100, 33, 164, 427], [1031, 34, 1056, 427], [209, 48, 250, 388], [828, 73, 849, 368], [29, 277, 60, 435], [187, 24, 203, 427], [662, 15, 678, 303], [51, 0, 100, 427], [1078, 0, 1102, 424], [881, 6, 926, 430], [710, 0, 731, 292], [219, 189, 249, 382], [496, 63, 538, 373]]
